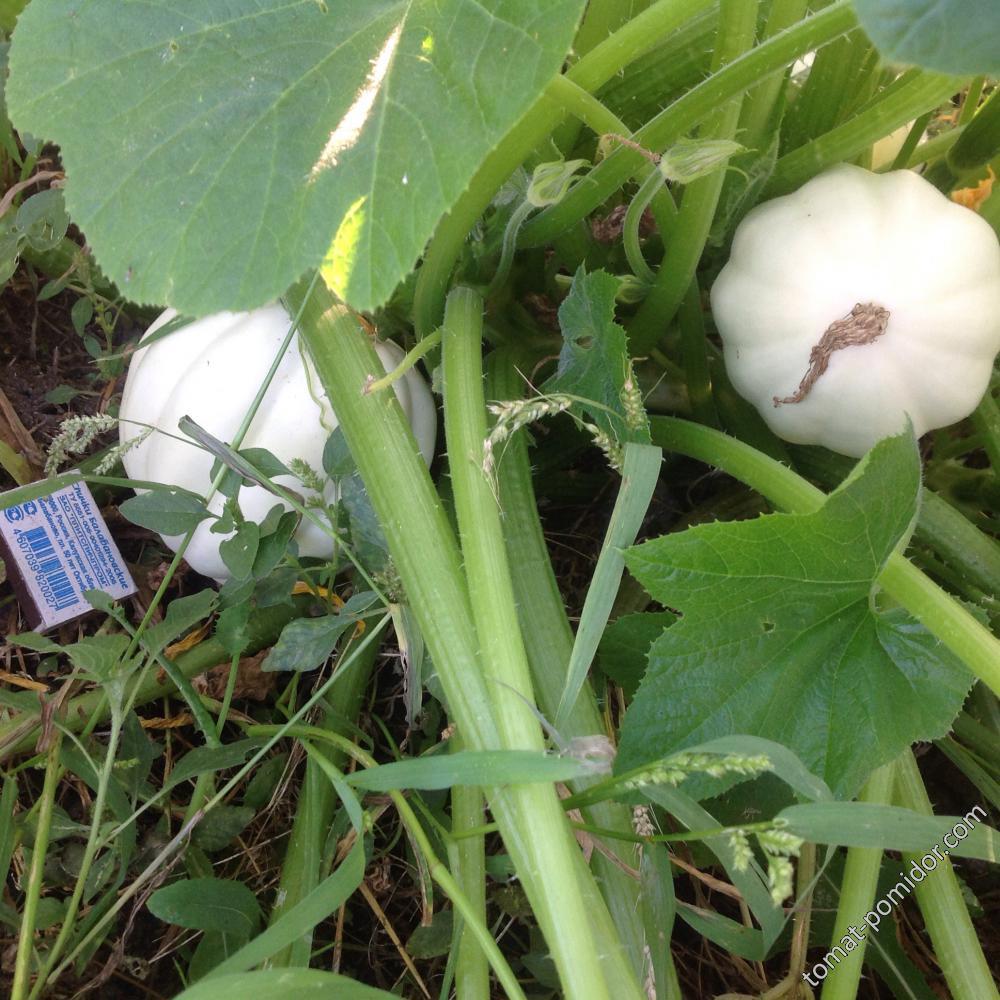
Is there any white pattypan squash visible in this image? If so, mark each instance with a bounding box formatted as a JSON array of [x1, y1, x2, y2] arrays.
[[119, 304, 436, 581], [711, 164, 1000, 457]]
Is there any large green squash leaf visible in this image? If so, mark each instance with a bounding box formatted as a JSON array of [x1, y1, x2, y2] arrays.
[[7, 0, 585, 315], [618, 433, 973, 797], [854, 0, 1000, 75]]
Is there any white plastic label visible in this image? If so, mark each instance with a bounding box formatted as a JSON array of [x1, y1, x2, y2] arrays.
[[0, 479, 136, 629]]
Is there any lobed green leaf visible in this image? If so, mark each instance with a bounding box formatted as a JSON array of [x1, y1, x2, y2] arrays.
[[618, 432, 974, 797], [8, 0, 588, 315], [854, 0, 1000, 75]]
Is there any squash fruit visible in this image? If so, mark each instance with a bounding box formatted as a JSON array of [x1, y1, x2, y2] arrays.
[[119, 304, 436, 580], [711, 164, 1000, 457]]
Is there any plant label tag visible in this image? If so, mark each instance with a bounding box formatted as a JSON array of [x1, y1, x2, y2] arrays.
[[0, 479, 137, 631]]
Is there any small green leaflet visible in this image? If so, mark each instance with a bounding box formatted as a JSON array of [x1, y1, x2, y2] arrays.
[[618, 432, 973, 797], [544, 268, 650, 444], [166, 738, 268, 792], [194, 805, 256, 852], [7, 0, 587, 315], [220, 523, 261, 580], [148, 878, 261, 938], [854, 0, 1000, 76], [407, 910, 454, 959], [119, 488, 212, 535], [143, 588, 218, 659], [263, 591, 377, 671]]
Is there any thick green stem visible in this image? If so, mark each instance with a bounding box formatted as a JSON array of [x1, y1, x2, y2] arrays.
[[892, 751, 998, 1000], [412, 0, 718, 337], [948, 82, 1000, 175], [450, 737, 489, 1000], [29, 713, 123, 998], [10, 734, 62, 1000], [521, 1, 857, 249], [442, 286, 626, 1000], [819, 762, 895, 1000], [291, 280, 640, 999], [887, 110, 935, 171], [677, 280, 718, 426], [572, 0, 649, 58], [917, 490, 1000, 600], [765, 70, 963, 196], [953, 712, 1000, 768], [268, 635, 381, 967], [648, 417, 1000, 696], [971, 391, 1000, 481], [738, 0, 809, 147], [487, 350, 647, 977], [628, 0, 760, 352]]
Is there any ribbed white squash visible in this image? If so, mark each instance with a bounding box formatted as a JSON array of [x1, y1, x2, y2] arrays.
[[711, 165, 1000, 456], [119, 304, 436, 580]]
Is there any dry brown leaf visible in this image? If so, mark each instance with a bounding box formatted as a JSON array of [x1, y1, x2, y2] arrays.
[[164, 621, 211, 658], [191, 650, 276, 702], [140, 712, 194, 730], [292, 581, 344, 605], [0, 670, 48, 692]]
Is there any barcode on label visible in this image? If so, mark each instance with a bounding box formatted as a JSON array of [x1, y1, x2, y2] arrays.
[[22, 525, 77, 611]]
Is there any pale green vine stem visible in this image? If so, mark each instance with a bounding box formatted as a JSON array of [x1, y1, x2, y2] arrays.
[[765, 70, 964, 196], [958, 77, 986, 125], [27, 713, 123, 1000], [10, 733, 62, 1000], [487, 350, 648, 976], [820, 762, 896, 1000], [442, 286, 627, 1000], [893, 751, 998, 1000], [887, 110, 936, 172], [628, 0, 760, 350], [450, 736, 489, 1000], [623, 168, 668, 284], [519, 2, 857, 251], [738, 0, 810, 149], [971, 390, 1000, 479], [364, 328, 442, 395], [546, 72, 680, 253], [289, 280, 642, 998]]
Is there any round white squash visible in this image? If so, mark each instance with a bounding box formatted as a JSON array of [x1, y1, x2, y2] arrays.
[[711, 164, 1000, 456], [119, 304, 436, 580]]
